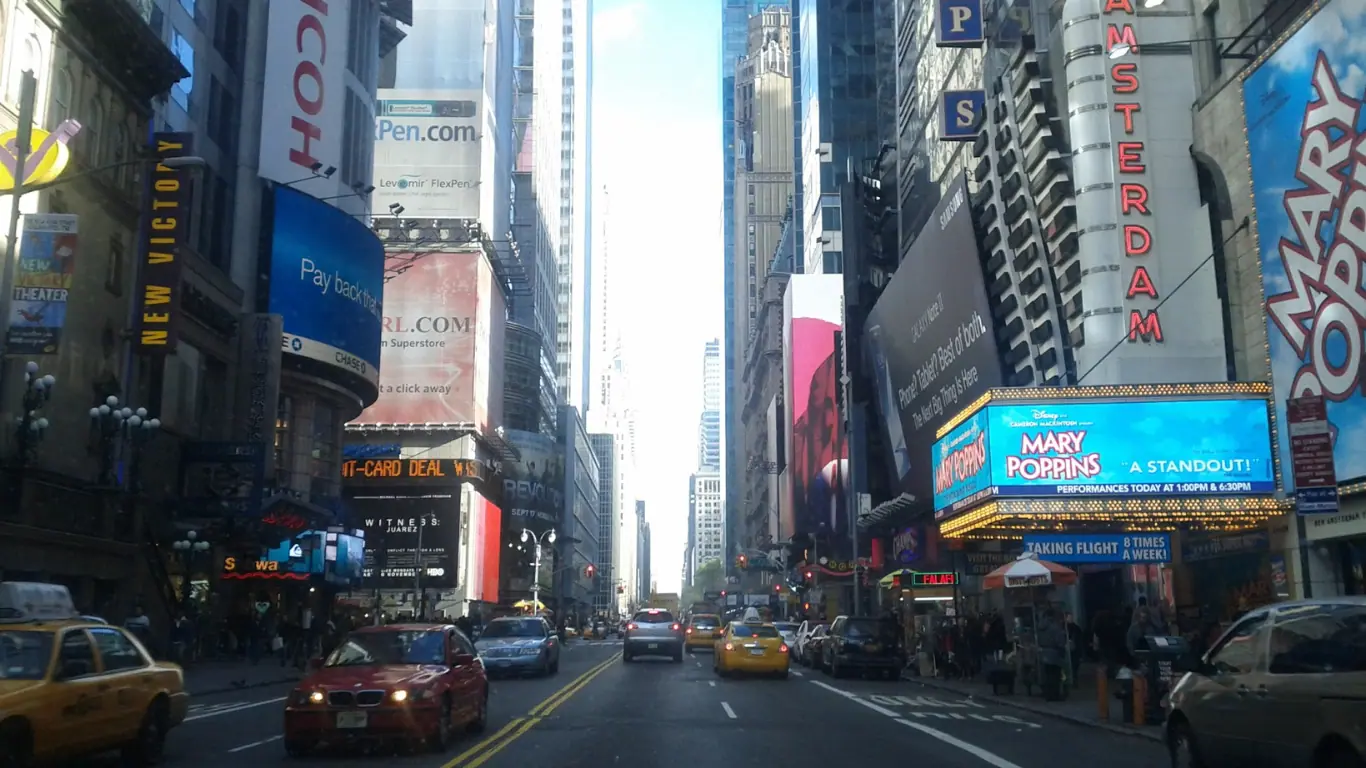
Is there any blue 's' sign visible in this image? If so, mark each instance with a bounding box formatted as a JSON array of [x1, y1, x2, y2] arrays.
[[941, 91, 986, 141], [1023, 533, 1172, 564], [937, 0, 986, 46]]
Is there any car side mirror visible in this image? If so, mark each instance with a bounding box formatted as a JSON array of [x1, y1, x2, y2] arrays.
[[307, 656, 323, 672], [452, 652, 476, 667]]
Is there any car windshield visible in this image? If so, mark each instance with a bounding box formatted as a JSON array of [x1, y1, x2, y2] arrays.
[[481, 620, 546, 639], [691, 616, 720, 629], [731, 624, 780, 638], [775, 623, 799, 633], [0, 631, 52, 680], [325, 630, 445, 666]]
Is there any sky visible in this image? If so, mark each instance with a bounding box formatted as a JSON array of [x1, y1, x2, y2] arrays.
[[591, 0, 721, 595]]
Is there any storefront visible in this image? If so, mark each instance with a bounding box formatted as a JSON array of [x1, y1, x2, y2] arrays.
[[1302, 494, 1366, 596], [929, 383, 1292, 624]]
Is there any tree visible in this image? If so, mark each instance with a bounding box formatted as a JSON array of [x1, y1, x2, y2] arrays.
[[681, 560, 727, 607]]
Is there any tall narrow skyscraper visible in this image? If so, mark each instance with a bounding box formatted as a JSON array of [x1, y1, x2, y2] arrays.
[[699, 340, 722, 472], [555, 0, 595, 411]]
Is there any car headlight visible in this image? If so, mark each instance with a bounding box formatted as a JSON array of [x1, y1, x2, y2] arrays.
[[390, 689, 409, 703], [292, 689, 325, 705], [518, 646, 543, 656]]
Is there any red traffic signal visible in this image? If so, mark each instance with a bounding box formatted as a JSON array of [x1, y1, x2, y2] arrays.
[[616, 585, 624, 594], [892, 574, 902, 588], [803, 569, 813, 581], [773, 584, 782, 592], [720, 590, 727, 597], [584, 564, 596, 578], [736, 553, 748, 568]]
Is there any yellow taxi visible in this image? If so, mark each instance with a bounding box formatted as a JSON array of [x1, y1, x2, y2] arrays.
[[0, 582, 190, 766], [712, 609, 790, 679], [684, 614, 721, 653]]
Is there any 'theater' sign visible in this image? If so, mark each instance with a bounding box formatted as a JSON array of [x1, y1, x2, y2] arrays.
[[134, 133, 193, 352], [1103, 0, 1162, 345]]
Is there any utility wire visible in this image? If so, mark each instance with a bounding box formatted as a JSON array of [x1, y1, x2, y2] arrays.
[[1074, 215, 1250, 385]]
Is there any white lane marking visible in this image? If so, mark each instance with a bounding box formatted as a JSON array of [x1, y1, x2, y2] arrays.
[[228, 735, 283, 753], [895, 719, 1024, 768], [185, 696, 288, 721], [791, 670, 804, 677], [708, 681, 716, 687], [721, 701, 737, 719], [810, 680, 900, 716]]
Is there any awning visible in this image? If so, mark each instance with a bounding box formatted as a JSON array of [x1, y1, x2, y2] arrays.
[[859, 492, 918, 531]]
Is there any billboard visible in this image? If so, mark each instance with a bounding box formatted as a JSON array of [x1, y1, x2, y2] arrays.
[[7, 214, 77, 355], [259, 0, 351, 199], [783, 274, 845, 541], [373, 90, 482, 220], [932, 398, 1277, 513], [1244, 0, 1366, 487], [266, 186, 384, 388], [464, 488, 502, 603], [134, 133, 193, 352], [864, 172, 1002, 502], [352, 251, 503, 431], [501, 429, 565, 530], [354, 496, 458, 589]]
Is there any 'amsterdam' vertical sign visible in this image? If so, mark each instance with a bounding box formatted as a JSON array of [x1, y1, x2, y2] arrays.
[[134, 132, 193, 352]]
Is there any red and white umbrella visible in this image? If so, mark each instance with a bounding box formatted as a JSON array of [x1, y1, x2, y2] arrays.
[[983, 552, 1078, 590]]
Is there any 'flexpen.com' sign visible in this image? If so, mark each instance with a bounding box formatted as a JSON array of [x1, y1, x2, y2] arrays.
[[134, 133, 194, 352]]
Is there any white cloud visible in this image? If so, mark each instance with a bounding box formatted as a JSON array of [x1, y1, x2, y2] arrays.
[[594, 3, 644, 47]]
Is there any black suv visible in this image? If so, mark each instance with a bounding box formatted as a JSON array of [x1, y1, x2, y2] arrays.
[[822, 615, 902, 680]]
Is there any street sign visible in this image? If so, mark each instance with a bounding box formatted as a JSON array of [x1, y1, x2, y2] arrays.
[[1022, 533, 1171, 564], [1287, 395, 1338, 514]]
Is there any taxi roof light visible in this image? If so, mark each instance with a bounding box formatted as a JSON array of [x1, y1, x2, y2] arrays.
[[0, 582, 78, 623]]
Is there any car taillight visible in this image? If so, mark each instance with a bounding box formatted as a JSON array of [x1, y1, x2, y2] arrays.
[[724, 643, 734, 651], [686, 627, 693, 634], [779, 644, 789, 653], [671, 623, 681, 631], [628, 623, 637, 631]]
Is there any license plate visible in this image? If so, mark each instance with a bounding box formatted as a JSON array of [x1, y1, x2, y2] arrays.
[[749, 648, 765, 656], [647, 643, 659, 650], [336, 711, 368, 729]]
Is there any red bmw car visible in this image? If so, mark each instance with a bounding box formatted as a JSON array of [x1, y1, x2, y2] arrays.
[[282, 623, 488, 756]]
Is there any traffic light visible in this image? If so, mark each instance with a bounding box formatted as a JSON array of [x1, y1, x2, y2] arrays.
[[892, 573, 902, 588], [617, 585, 624, 594], [736, 553, 748, 569], [720, 590, 727, 597], [585, 564, 596, 579], [804, 569, 813, 582], [773, 584, 782, 593]]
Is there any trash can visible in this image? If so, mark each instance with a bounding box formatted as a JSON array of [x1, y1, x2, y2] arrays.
[[1141, 635, 1191, 725]]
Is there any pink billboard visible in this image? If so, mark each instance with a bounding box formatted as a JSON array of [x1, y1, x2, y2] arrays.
[[782, 274, 846, 545], [352, 251, 504, 433]]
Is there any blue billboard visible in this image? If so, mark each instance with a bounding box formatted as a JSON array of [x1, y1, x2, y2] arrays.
[[932, 398, 1276, 510], [1244, 0, 1366, 489], [267, 186, 384, 388], [1022, 533, 1172, 564], [933, 410, 993, 512]]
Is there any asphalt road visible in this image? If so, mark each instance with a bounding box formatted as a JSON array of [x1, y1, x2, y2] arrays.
[[68, 640, 1172, 768]]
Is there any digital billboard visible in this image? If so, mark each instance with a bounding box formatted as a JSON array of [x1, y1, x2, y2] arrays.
[[266, 186, 384, 389], [783, 274, 846, 541], [464, 489, 502, 604], [353, 250, 505, 430], [501, 429, 565, 530], [1244, 0, 1366, 487], [353, 496, 458, 589], [932, 398, 1276, 512], [864, 172, 1002, 503], [372, 90, 482, 220]]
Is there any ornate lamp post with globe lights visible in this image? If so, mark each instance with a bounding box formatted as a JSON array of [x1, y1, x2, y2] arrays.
[[171, 530, 211, 610], [89, 395, 161, 529], [6, 360, 55, 513]]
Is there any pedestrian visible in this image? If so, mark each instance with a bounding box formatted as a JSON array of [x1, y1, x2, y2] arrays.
[[1064, 611, 1084, 682], [124, 606, 152, 651]]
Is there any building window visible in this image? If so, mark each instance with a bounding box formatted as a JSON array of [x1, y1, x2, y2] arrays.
[[5, 34, 41, 107], [171, 33, 194, 110], [50, 67, 72, 127], [110, 122, 131, 194], [310, 402, 339, 500], [105, 234, 124, 295], [161, 341, 203, 435], [81, 99, 104, 165], [274, 396, 293, 484]]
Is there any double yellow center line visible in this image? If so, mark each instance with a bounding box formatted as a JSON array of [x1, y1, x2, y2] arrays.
[[442, 653, 618, 768]]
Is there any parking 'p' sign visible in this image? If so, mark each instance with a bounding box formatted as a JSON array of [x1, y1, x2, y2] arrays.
[[936, 0, 986, 47]]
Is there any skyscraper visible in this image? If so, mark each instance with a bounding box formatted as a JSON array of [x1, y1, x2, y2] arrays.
[[723, 0, 789, 577], [699, 339, 722, 472], [554, 0, 594, 410]]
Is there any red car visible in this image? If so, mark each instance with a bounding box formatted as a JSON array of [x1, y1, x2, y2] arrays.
[[282, 623, 488, 756]]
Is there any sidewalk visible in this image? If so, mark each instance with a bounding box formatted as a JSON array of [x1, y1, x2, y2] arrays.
[[182, 660, 303, 696], [901, 667, 1165, 744]]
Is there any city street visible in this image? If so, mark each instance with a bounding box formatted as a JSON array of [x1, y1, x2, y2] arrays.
[[70, 643, 1170, 768]]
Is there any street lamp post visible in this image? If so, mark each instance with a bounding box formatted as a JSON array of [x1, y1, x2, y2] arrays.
[[14, 360, 53, 463], [88, 395, 160, 532], [520, 527, 557, 616], [170, 530, 211, 608]]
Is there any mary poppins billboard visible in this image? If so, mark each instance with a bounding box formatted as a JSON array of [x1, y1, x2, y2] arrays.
[[863, 172, 1004, 503]]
